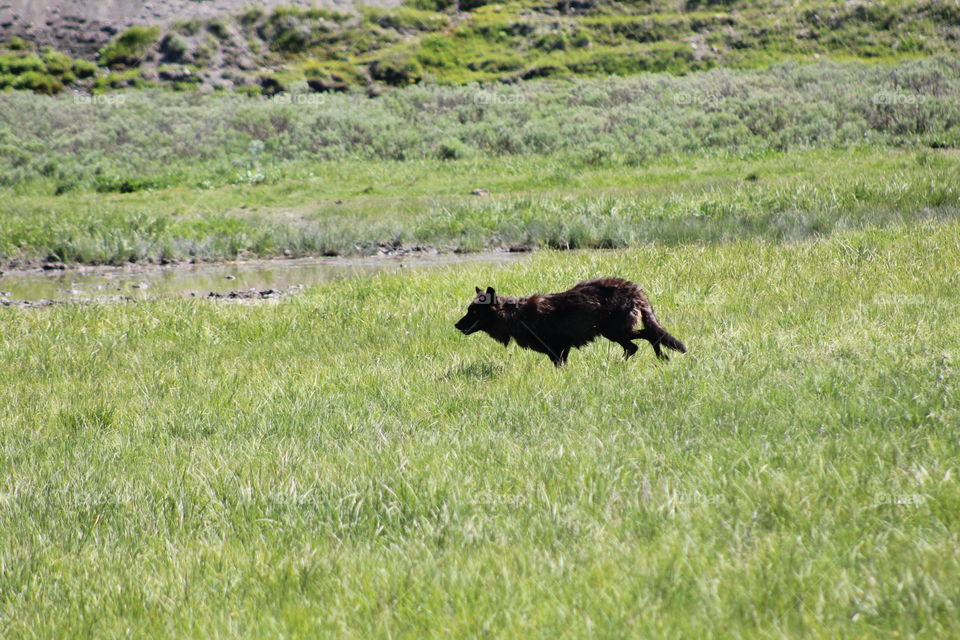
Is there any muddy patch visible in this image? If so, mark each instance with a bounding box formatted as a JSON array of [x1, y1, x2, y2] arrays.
[[0, 251, 528, 307], [1, 295, 133, 309]]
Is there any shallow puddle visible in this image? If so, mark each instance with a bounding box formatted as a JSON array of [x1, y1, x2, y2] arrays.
[[0, 252, 529, 303]]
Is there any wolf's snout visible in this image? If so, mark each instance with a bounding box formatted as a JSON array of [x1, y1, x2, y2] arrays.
[[455, 317, 477, 334]]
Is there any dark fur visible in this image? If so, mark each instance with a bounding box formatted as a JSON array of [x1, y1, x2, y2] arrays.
[[455, 277, 687, 366]]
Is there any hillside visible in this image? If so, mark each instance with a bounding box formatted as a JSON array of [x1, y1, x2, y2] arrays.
[[0, 0, 400, 57], [1, 0, 959, 94]]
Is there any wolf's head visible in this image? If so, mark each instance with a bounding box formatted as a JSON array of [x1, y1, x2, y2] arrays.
[[455, 286, 505, 339]]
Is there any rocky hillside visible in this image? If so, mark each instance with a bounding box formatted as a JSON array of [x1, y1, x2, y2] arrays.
[[0, 0, 400, 57], [1, 0, 958, 94]]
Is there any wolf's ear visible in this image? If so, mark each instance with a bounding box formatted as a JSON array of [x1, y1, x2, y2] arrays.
[[486, 286, 496, 297]]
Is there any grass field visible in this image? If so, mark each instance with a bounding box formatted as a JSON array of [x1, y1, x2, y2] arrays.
[[3, 146, 958, 264], [7, 58, 959, 194], [1, 219, 958, 637], [3, 57, 958, 265], [2, 19, 959, 636]]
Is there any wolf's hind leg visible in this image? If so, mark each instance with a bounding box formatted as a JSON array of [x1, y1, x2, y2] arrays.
[[601, 327, 639, 361], [618, 340, 639, 360], [632, 329, 670, 361]]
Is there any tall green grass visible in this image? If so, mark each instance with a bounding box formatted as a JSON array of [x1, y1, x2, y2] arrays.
[[1, 220, 957, 637], [2, 58, 956, 264], [2, 147, 957, 264]]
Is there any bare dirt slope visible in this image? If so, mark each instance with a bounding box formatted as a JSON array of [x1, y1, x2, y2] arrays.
[[0, 0, 401, 56]]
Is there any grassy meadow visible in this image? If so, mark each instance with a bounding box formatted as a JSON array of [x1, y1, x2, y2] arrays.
[[1, 220, 958, 637], [2, 58, 959, 265], [2, 15, 959, 637], [3, 146, 959, 264]]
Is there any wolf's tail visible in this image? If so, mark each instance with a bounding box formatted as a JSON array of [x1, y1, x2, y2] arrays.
[[637, 298, 687, 353], [652, 327, 687, 353]]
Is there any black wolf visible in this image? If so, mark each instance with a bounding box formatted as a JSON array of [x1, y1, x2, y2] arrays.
[[455, 277, 686, 366]]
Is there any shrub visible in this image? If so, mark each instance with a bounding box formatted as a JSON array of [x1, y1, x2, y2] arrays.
[[72, 59, 98, 79], [3, 36, 29, 51], [193, 40, 216, 66], [98, 26, 162, 69], [0, 58, 957, 178], [159, 34, 190, 62], [405, 0, 457, 11], [239, 8, 265, 25], [0, 53, 45, 75], [436, 137, 474, 160], [236, 84, 263, 96], [93, 69, 155, 91], [275, 27, 312, 53], [41, 50, 75, 82], [369, 53, 423, 86], [460, 0, 498, 10], [208, 19, 231, 41], [172, 19, 203, 37], [258, 74, 288, 96], [363, 7, 444, 31], [12, 71, 63, 94], [262, 12, 316, 53], [94, 175, 163, 194]]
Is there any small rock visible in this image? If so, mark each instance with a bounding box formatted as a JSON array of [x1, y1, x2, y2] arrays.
[[225, 275, 236, 280]]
